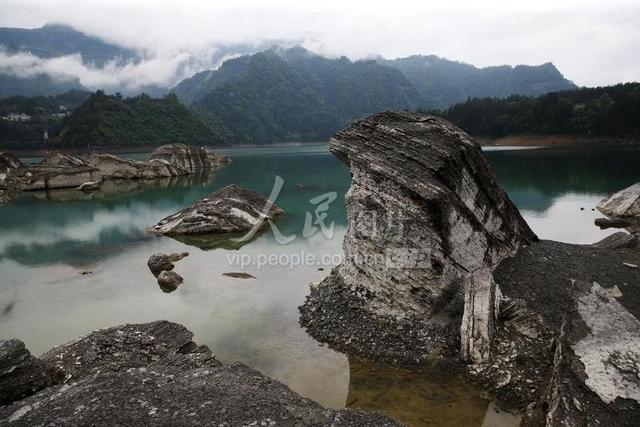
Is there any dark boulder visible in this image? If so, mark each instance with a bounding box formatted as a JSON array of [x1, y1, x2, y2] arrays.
[[147, 252, 189, 277], [0, 321, 398, 426], [0, 339, 63, 406]]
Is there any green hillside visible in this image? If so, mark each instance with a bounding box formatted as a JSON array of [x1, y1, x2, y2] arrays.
[[435, 83, 640, 138], [189, 47, 426, 144], [57, 91, 223, 147]]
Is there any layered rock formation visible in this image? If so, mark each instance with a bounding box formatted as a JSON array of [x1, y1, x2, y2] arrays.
[[301, 112, 536, 363], [0, 144, 229, 204], [0, 321, 397, 426], [149, 184, 284, 236], [300, 112, 640, 424], [596, 182, 640, 235]]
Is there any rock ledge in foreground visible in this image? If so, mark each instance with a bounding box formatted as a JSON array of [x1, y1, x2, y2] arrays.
[[0, 321, 398, 426]]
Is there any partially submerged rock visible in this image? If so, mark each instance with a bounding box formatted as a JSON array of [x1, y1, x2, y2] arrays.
[[301, 112, 536, 364], [0, 321, 398, 426], [596, 182, 640, 235], [157, 270, 184, 293], [147, 252, 189, 293], [0, 144, 228, 201], [223, 272, 257, 279], [0, 339, 63, 406], [149, 184, 284, 236], [147, 252, 189, 277]]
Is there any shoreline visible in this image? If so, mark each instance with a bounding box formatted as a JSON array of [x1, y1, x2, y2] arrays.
[[3, 135, 640, 157]]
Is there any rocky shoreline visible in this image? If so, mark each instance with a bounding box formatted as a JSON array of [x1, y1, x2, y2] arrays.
[[299, 112, 640, 425], [0, 321, 398, 426]]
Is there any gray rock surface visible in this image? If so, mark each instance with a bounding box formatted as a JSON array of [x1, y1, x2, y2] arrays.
[[301, 112, 536, 364], [0, 339, 63, 406], [149, 184, 284, 236], [0, 321, 398, 426]]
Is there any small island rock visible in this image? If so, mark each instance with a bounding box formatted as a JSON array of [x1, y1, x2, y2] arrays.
[[149, 184, 284, 236]]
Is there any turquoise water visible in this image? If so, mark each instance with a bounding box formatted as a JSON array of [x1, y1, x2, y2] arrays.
[[1, 143, 639, 425]]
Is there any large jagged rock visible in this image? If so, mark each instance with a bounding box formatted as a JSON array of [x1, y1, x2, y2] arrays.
[[149, 184, 284, 236], [0, 144, 228, 199], [0, 321, 398, 426], [301, 112, 536, 364], [0, 339, 63, 406], [596, 182, 640, 235]]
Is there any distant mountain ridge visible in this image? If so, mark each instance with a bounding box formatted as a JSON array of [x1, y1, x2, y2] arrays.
[[184, 47, 427, 143], [379, 55, 576, 108]]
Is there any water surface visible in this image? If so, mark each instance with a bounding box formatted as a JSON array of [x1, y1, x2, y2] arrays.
[[1, 143, 639, 425]]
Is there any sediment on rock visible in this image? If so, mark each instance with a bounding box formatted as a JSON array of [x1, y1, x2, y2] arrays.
[[0, 321, 398, 426]]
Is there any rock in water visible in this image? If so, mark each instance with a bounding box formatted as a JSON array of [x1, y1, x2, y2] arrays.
[[596, 182, 640, 235], [0, 144, 228, 200], [149, 184, 284, 236], [300, 112, 536, 363], [0, 339, 63, 405], [147, 252, 189, 277], [1, 322, 398, 426], [149, 143, 229, 173], [157, 270, 184, 293]]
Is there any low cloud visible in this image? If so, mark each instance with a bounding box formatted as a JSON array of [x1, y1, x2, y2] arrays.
[[0, 0, 639, 88], [0, 47, 242, 93]]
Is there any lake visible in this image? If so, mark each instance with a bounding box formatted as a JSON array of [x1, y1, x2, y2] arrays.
[[1, 143, 639, 426]]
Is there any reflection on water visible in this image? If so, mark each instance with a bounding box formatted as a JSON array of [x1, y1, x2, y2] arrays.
[[1, 143, 640, 425]]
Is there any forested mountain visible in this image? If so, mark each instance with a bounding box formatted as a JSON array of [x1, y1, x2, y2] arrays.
[[185, 47, 426, 143], [380, 55, 576, 109], [57, 91, 223, 147], [0, 23, 138, 65], [435, 83, 640, 138]]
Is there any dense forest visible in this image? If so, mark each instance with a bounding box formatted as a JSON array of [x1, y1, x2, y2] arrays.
[[56, 91, 223, 147], [0, 90, 91, 146], [434, 83, 640, 138], [189, 48, 426, 144]]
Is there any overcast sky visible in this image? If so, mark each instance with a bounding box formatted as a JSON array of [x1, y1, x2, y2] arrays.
[[1, 0, 639, 88]]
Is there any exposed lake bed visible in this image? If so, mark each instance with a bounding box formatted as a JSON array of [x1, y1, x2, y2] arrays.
[[1, 142, 640, 425]]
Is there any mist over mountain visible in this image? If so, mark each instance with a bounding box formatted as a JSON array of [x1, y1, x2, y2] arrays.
[[0, 24, 278, 97]]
